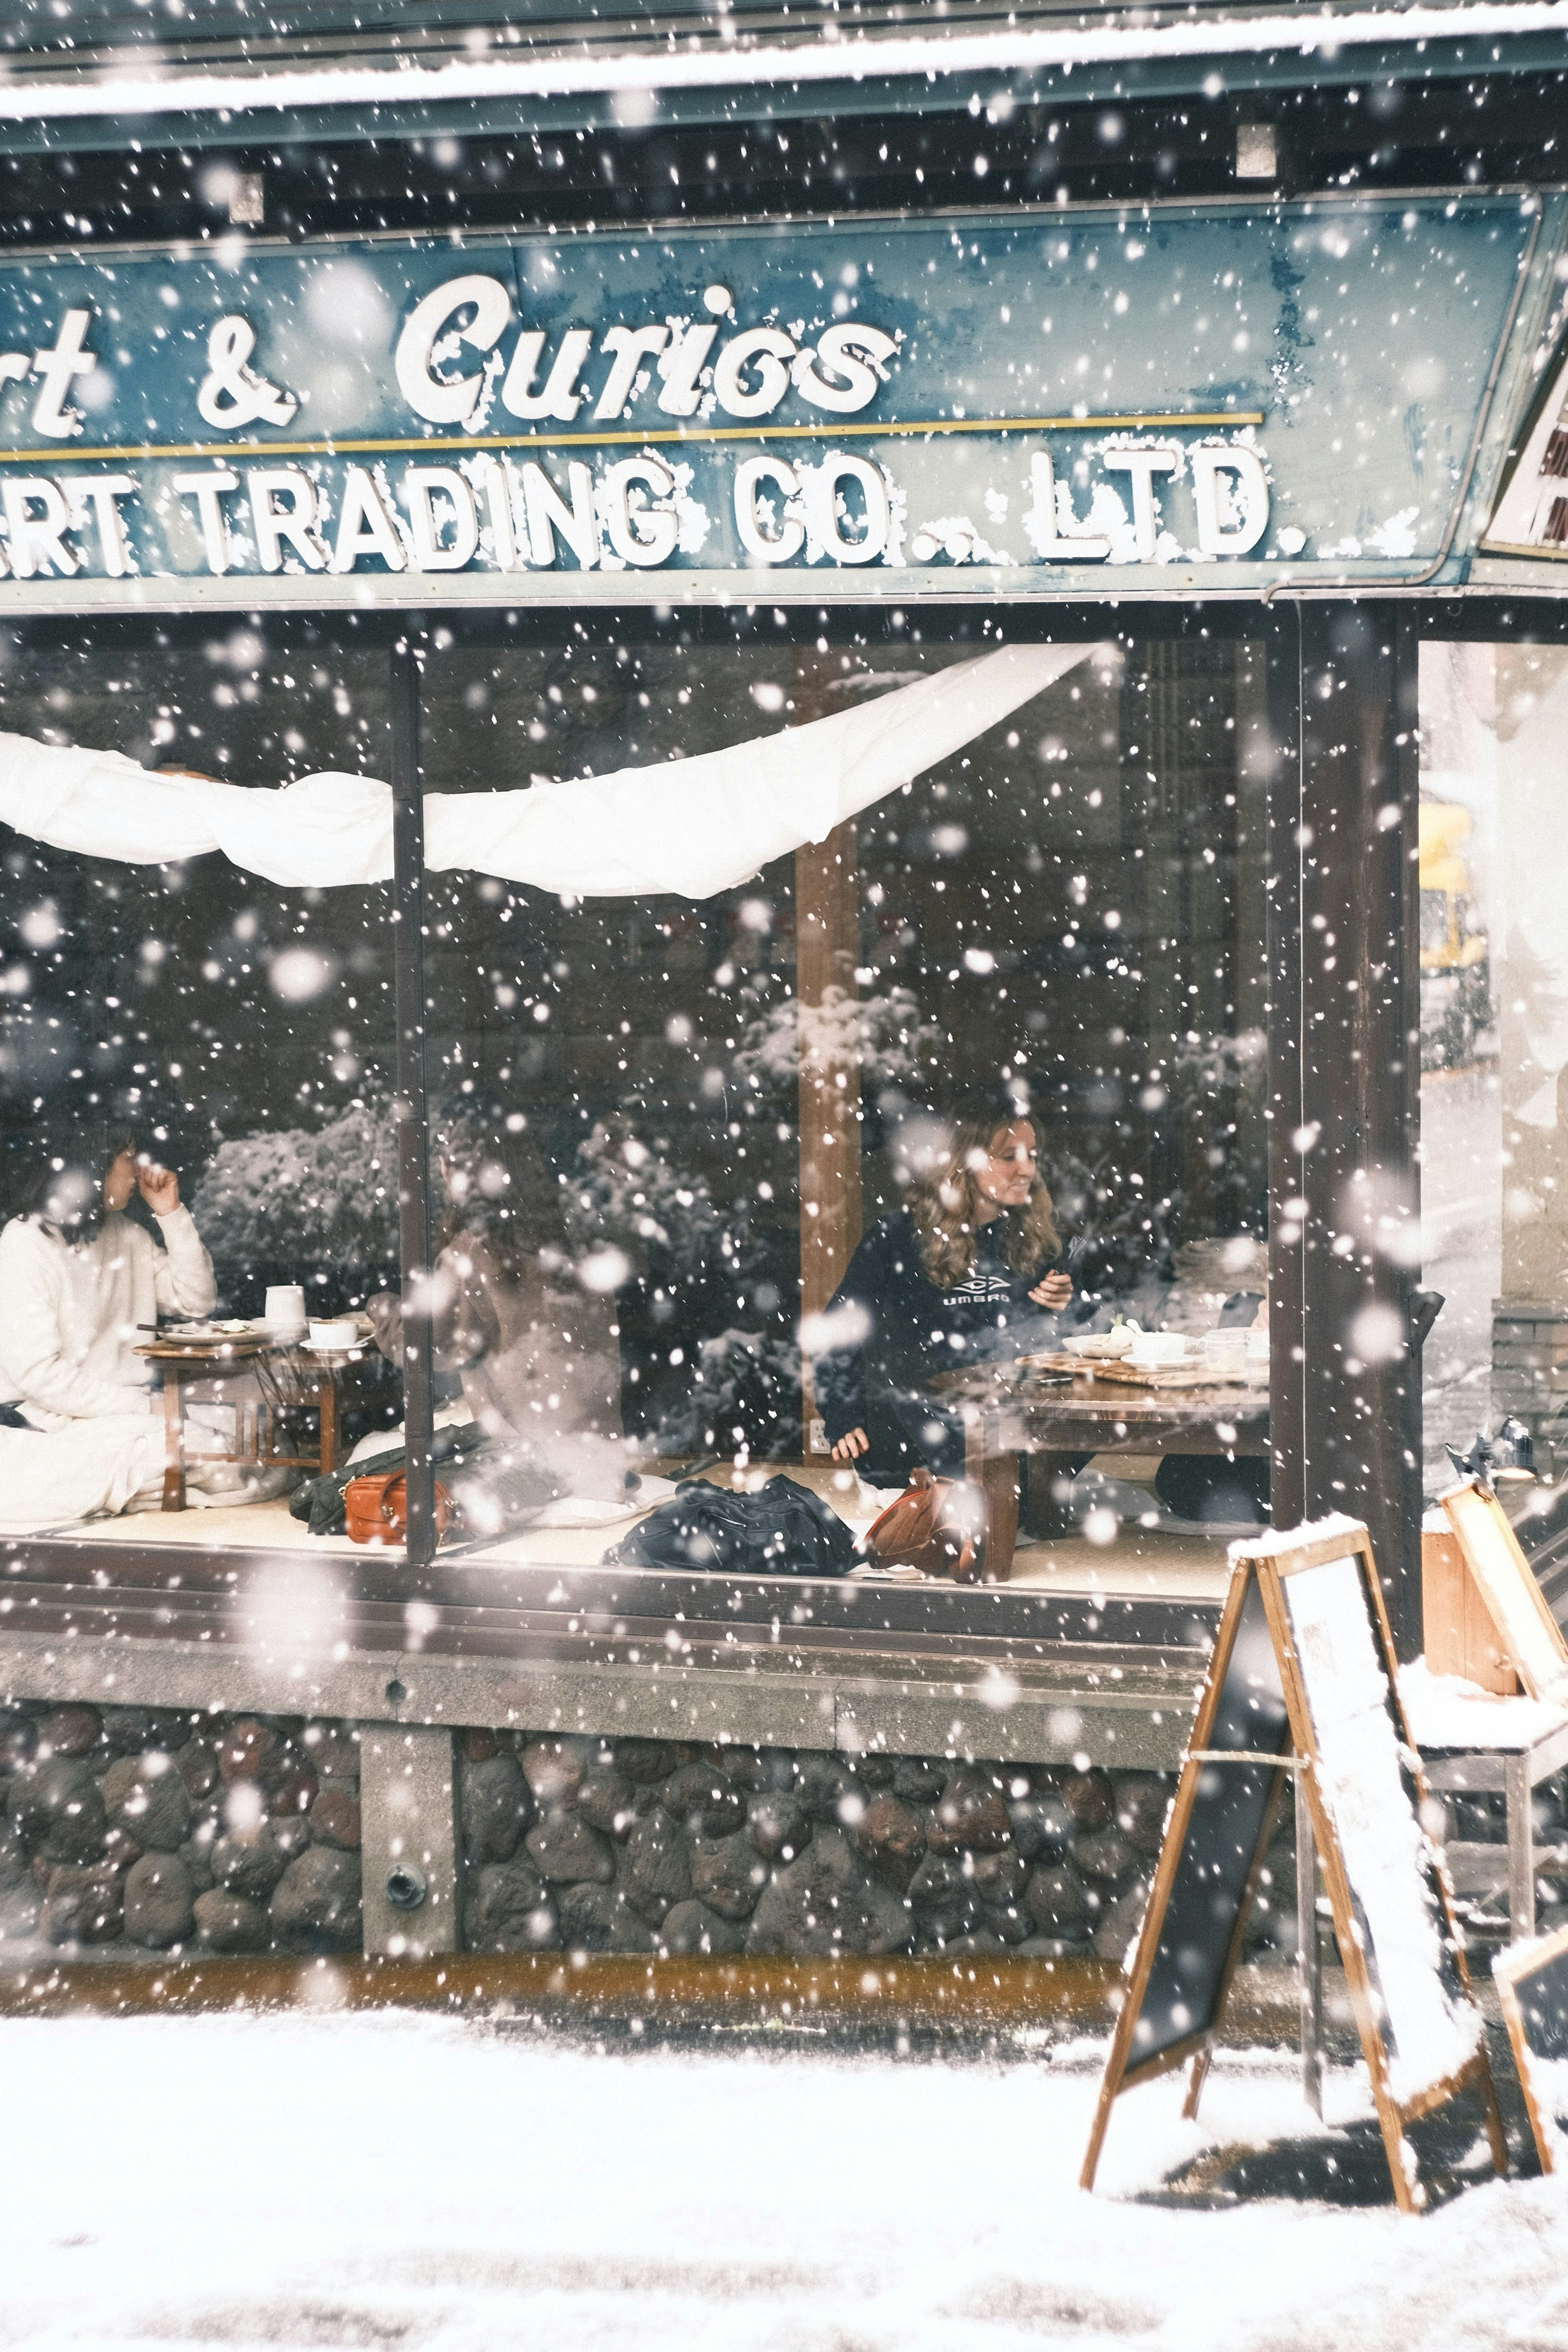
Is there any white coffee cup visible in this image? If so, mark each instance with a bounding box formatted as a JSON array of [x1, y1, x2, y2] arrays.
[[264, 1284, 306, 1332], [1129, 1330, 1187, 1365], [307, 1316, 359, 1350]]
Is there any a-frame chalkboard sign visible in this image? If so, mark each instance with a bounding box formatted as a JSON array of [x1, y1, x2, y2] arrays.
[[1081, 1519, 1508, 2214], [1494, 1924, 1568, 2173], [1439, 1479, 1568, 1704]]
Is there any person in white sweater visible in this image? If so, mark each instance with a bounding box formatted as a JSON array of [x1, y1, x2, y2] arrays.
[[0, 1136, 219, 1524]]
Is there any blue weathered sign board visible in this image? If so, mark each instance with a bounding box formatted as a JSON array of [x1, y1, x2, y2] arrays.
[[0, 191, 1554, 609]]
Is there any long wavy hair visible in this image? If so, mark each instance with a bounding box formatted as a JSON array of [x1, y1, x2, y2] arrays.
[[905, 1117, 1061, 1291]]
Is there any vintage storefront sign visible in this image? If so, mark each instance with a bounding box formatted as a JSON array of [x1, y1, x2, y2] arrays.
[[0, 191, 1552, 609]]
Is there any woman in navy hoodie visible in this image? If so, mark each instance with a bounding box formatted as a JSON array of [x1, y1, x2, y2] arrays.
[[811, 1107, 1073, 1485]]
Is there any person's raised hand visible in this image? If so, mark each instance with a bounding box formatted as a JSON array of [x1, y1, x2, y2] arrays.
[[1029, 1270, 1074, 1311], [830, 1427, 870, 1463], [137, 1160, 180, 1216]]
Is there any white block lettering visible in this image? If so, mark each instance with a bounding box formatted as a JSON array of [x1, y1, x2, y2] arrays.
[[521, 460, 597, 568], [332, 465, 408, 573], [808, 454, 889, 565], [246, 467, 327, 572], [404, 465, 478, 571], [2, 476, 79, 576], [1191, 444, 1270, 555], [172, 468, 241, 574], [734, 455, 804, 563], [68, 474, 136, 577], [1025, 454, 1110, 561], [1102, 446, 1178, 562], [601, 457, 678, 566]]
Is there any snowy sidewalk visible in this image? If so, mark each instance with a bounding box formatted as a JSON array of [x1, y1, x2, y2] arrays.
[[2, 2012, 1566, 2350]]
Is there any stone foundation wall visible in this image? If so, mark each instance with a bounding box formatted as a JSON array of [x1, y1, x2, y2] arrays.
[[458, 1733, 1293, 1964], [0, 1703, 361, 1958], [0, 1701, 1305, 1966]]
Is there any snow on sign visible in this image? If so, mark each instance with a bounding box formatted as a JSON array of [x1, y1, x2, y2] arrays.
[[0, 192, 1547, 611], [1084, 1518, 1505, 2215]]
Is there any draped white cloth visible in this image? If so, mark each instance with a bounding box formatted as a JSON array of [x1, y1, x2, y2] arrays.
[[0, 643, 1097, 898]]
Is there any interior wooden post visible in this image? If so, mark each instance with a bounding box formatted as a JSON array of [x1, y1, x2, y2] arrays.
[[796, 817, 863, 1455]]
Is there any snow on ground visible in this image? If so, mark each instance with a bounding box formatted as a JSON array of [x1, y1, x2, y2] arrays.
[[3, 2012, 1568, 2350]]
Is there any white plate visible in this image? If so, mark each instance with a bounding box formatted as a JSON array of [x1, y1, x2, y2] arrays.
[[302, 1338, 365, 1355]]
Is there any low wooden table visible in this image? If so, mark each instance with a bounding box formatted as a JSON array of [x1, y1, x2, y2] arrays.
[[138, 1336, 368, 1512], [934, 1359, 1270, 1579]]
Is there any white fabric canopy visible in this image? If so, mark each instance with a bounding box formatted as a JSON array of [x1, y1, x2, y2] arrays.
[[0, 641, 1098, 900]]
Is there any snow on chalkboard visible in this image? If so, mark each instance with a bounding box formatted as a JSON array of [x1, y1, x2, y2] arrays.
[[1285, 1553, 1483, 2106]]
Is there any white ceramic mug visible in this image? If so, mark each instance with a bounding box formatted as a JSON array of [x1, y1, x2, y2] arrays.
[[307, 1316, 359, 1349], [264, 1284, 306, 1332], [1129, 1330, 1186, 1365]]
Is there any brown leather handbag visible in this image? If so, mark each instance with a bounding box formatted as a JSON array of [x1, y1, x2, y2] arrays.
[[861, 1466, 982, 1583], [343, 1470, 454, 1548]]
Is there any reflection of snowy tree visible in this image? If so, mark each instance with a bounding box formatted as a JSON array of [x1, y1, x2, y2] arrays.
[[734, 984, 942, 1092], [568, 1117, 723, 1284], [1170, 1026, 1267, 1101], [570, 1118, 800, 1455], [190, 1095, 399, 1282], [655, 1327, 804, 1457]]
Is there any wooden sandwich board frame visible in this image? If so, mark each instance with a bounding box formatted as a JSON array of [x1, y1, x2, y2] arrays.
[[1080, 1523, 1508, 2214], [1439, 1479, 1568, 1704], [1494, 1922, 1568, 2174]]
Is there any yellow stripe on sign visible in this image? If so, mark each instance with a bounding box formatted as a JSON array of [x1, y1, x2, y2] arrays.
[[0, 411, 1267, 466]]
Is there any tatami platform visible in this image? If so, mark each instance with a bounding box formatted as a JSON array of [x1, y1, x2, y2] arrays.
[[16, 1456, 1235, 1602]]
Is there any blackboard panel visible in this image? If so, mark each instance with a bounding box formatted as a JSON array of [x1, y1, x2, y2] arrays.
[[1127, 1572, 1290, 2077], [1517, 1956, 1568, 2060], [1497, 1926, 1568, 2170]]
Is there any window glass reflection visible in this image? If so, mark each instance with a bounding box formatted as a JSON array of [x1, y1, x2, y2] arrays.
[[421, 629, 1272, 1578]]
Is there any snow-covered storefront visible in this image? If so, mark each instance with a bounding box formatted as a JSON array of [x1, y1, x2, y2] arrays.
[[0, 5, 1564, 1972]]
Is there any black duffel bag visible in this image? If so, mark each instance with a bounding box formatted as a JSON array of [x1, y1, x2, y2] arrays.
[[603, 1474, 857, 1578]]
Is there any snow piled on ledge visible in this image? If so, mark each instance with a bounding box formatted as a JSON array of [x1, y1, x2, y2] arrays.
[[4, 2, 1568, 122], [1230, 1511, 1369, 1561]]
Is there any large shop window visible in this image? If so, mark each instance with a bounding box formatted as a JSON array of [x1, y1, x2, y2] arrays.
[[0, 628, 399, 1530], [0, 623, 1274, 1591], [416, 626, 1272, 1592]]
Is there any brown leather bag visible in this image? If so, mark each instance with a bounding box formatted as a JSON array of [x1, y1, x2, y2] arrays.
[[343, 1470, 454, 1548], [861, 1466, 982, 1583]]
